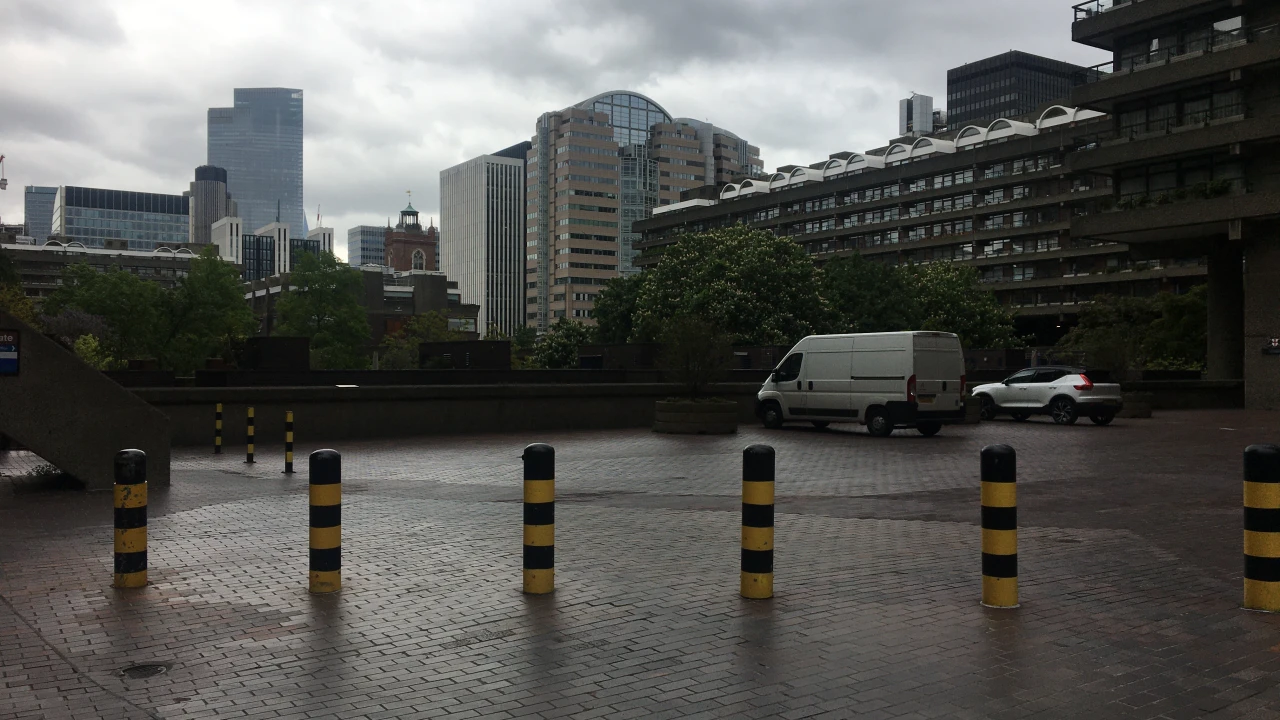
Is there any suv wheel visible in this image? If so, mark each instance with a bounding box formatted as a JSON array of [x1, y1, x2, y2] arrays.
[[761, 403, 784, 429], [1090, 412, 1115, 426], [916, 422, 942, 437], [866, 409, 893, 437], [1010, 412, 1031, 422], [1050, 397, 1079, 425], [978, 395, 996, 421]]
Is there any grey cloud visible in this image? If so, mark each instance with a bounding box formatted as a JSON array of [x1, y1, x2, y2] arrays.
[[0, 0, 125, 45]]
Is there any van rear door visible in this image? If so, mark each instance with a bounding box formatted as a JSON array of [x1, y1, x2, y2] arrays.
[[912, 333, 965, 410]]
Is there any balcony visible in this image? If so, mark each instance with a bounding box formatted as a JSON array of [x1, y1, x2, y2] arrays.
[[1070, 115, 1276, 172], [1072, 188, 1280, 244], [1072, 23, 1279, 109], [1072, 0, 1233, 50]]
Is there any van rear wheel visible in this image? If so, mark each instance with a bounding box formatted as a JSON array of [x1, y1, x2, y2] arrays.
[[916, 422, 942, 437], [811, 421, 830, 429], [866, 409, 893, 437]]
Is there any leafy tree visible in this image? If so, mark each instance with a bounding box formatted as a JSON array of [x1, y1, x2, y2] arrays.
[[531, 318, 593, 369], [593, 273, 645, 344], [0, 284, 38, 327], [1058, 286, 1206, 371], [820, 254, 917, 334], [73, 334, 116, 370], [484, 323, 538, 369], [157, 246, 256, 373], [275, 252, 372, 369], [902, 263, 1021, 348], [44, 263, 168, 365], [380, 311, 463, 369], [658, 314, 733, 398], [632, 224, 830, 345]]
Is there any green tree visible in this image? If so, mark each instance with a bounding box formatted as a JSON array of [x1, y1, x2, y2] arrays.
[[73, 334, 116, 370], [0, 284, 39, 327], [44, 263, 168, 365], [658, 314, 733, 397], [1058, 286, 1206, 371], [275, 252, 372, 369], [902, 263, 1021, 348], [484, 323, 538, 369], [820, 254, 917, 334], [531, 318, 593, 369], [157, 246, 256, 374], [633, 224, 830, 345], [380, 311, 463, 369], [593, 273, 645, 344]]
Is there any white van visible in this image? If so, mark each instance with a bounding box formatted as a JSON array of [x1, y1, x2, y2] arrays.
[[755, 332, 967, 437]]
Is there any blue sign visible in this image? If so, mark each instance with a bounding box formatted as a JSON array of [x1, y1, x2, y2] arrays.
[[0, 330, 18, 375]]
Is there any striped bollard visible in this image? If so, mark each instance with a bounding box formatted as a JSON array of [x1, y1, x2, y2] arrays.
[[245, 406, 255, 464], [283, 410, 295, 474], [741, 444, 775, 599], [309, 449, 341, 593], [981, 444, 1018, 608], [113, 449, 148, 588], [1244, 444, 1280, 611], [522, 443, 554, 594], [214, 403, 222, 454]]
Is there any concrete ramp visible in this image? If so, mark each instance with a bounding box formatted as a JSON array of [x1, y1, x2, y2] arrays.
[[0, 312, 170, 489]]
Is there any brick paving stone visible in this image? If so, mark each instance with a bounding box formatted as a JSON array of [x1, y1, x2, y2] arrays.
[[3, 410, 1280, 718]]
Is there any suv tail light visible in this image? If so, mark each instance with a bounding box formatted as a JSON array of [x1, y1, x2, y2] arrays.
[[907, 374, 917, 403], [1073, 374, 1093, 391], [960, 374, 967, 395]]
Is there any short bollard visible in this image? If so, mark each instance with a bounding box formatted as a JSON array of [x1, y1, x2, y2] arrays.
[[113, 449, 148, 588], [309, 449, 341, 593], [1243, 444, 1280, 611], [522, 443, 555, 594], [980, 444, 1018, 608], [741, 444, 775, 599], [245, 406, 255, 464], [214, 403, 223, 455], [283, 410, 295, 474]]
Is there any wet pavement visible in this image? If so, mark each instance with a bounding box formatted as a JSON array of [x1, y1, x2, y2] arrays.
[[3, 410, 1280, 719]]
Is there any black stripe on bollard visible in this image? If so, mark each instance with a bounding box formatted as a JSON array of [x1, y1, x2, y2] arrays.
[[1244, 444, 1280, 611], [113, 449, 147, 588], [980, 444, 1018, 608], [246, 407, 255, 464], [741, 444, 774, 599], [214, 403, 222, 455], [309, 449, 341, 593], [523, 443, 555, 594], [284, 410, 294, 474]]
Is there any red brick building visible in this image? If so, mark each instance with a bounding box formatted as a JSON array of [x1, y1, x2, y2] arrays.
[[385, 203, 438, 272]]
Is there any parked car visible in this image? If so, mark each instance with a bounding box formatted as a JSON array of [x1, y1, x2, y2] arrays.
[[970, 366, 1123, 425], [756, 331, 967, 437]]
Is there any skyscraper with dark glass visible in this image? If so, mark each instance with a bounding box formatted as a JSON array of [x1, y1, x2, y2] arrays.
[[947, 51, 1091, 128], [207, 88, 305, 237]]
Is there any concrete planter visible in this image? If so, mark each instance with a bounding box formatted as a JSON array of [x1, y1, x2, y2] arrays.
[[653, 399, 739, 435]]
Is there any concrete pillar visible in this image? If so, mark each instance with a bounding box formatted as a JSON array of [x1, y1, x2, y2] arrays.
[[1207, 244, 1245, 381], [1244, 232, 1280, 409]]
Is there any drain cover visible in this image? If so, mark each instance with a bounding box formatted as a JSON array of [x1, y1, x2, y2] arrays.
[[121, 664, 168, 679]]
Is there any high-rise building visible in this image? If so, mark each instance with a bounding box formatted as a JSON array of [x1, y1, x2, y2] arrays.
[[305, 226, 334, 257], [347, 225, 387, 267], [898, 94, 947, 137], [188, 165, 237, 246], [947, 51, 1091, 128], [210, 217, 322, 281], [440, 141, 529, 337], [385, 204, 438, 272], [525, 91, 760, 329], [207, 88, 305, 237], [50, 186, 189, 250], [23, 186, 58, 241]]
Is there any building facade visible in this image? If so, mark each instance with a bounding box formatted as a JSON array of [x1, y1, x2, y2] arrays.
[[1068, 0, 1280, 405], [210, 218, 325, 281], [188, 165, 237, 247], [385, 204, 438, 272], [50, 186, 189, 250], [947, 51, 1092, 128], [347, 225, 387, 267], [207, 88, 306, 236], [1, 241, 194, 304], [440, 142, 528, 337], [636, 103, 1216, 344], [525, 90, 761, 330], [23, 186, 57, 242], [899, 94, 940, 137]]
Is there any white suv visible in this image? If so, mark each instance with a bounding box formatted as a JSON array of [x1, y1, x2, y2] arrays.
[[971, 366, 1124, 425]]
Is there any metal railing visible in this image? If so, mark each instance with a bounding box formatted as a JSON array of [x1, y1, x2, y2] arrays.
[[1082, 23, 1278, 82], [1073, 0, 1132, 22]]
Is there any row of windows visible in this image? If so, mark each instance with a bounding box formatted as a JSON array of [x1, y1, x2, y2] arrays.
[[556, 144, 617, 156], [660, 171, 700, 181], [557, 232, 614, 242], [555, 159, 619, 171], [556, 247, 617, 256], [556, 262, 617, 270], [555, 188, 618, 200], [558, 174, 618, 186], [557, 203, 617, 213], [558, 218, 618, 228]]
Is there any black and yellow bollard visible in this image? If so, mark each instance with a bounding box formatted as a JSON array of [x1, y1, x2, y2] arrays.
[[1244, 444, 1280, 611], [309, 449, 341, 593], [214, 403, 223, 455], [522, 443, 554, 594], [741, 444, 775, 599], [113, 449, 148, 588], [283, 410, 295, 474], [245, 406, 255, 464], [981, 444, 1018, 608]]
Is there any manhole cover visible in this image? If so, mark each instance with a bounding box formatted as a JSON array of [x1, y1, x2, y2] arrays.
[[121, 664, 168, 679]]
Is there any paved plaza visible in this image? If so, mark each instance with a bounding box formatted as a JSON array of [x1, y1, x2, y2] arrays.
[[3, 410, 1280, 719]]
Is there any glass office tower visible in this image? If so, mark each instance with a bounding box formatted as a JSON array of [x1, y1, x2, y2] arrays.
[[50, 186, 189, 250], [24, 186, 59, 241], [207, 88, 305, 236]]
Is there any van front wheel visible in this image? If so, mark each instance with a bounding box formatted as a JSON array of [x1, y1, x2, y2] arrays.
[[866, 409, 893, 437], [761, 403, 784, 429]]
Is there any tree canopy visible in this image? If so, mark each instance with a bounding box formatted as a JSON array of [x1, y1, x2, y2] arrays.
[[530, 318, 594, 369], [275, 251, 371, 369], [1057, 286, 1206, 371], [379, 311, 464, 369]]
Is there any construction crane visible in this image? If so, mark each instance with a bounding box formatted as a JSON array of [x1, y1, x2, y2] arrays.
[[0, 155, 7, 190]]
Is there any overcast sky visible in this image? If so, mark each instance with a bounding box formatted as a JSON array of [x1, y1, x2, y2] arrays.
[[0, 0, 1107, 261]]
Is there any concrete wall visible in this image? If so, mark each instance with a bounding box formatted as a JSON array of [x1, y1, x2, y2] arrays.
[[136, 382, 765, 447], [0, 312, 171, 488], [1245, 233, 1280, 409]]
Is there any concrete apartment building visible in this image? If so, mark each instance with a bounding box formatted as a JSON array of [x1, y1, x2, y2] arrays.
[[1068, 0, 1280, 405], [439, 142, 529, 337], [524, 91, 761, 330]]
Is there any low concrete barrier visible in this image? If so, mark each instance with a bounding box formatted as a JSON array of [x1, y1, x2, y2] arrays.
[[1119, 380, 1244, 410]]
